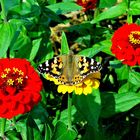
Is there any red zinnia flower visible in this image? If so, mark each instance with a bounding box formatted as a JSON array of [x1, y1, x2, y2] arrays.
[[77, 0, 97, 11], [111, 23, 140, 66], [0, 58, 42, 119]]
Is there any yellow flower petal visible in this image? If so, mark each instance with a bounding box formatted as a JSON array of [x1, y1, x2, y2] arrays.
[[75, 86, 83, 95], [57, 85, 67, 94], [67, 86, 75, 93], [84, 79, 92, 86], [83, 86, 92, 95], [57, 85, 63, 93], [92, 79, 100, 89]]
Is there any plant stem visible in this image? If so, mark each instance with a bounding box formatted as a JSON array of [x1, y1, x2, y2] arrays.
[[68, 94, 72, 129], [0, 0, 7, 22], [127, 14, 133, 24], [0, 118, 6, 138], [126, 0, 133, 24], [12, 117, 16, 126]]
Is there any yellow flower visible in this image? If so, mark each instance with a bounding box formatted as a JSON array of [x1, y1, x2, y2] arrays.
[[45, 72, 101, 95]]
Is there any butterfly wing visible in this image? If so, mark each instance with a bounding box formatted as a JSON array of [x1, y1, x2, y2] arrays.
[[38, 55, 102, 86], [38, 56, 63, 78], [77, 56, 102, 77], [65, 55, 102, 85], [38, 55, 75, 85]]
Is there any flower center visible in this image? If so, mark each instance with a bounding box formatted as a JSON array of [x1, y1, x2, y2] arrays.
[[0, 67, 28, 95], [129, 31, 140, 48]]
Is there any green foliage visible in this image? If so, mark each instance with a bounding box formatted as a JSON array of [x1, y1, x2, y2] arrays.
[[0, 0, 140, 139], [91, 2, 127, 24], [46, 2, 82, 14], [61, 32, 69, 55], [101, 92, 140, 118], [73, 90, 101, 130], [99, 0, 117, 8], [51, 121, 77, 140]]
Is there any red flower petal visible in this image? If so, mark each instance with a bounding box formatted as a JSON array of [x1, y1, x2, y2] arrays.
[[0, 58, 42, 119], [77, 0, 97, 11], [111, 23, 140, 66]]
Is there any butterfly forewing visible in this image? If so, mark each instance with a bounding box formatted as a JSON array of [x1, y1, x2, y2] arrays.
[[38, 57, 63, 78], [77, 56, 102, 76]]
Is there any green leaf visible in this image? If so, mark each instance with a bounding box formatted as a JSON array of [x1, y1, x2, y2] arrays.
[[51, 121, 77, 140], [118, 82, 140, 94], [8, 20, 31, 52], [48, 0, 56, 5], [43, 8, 62, 23], [15, 120, 27, 140], [101, 92, 140, 118], [36, 41, 54, 62], [27, 116, 43, 140], [129, 1, 140, 15], [30, 104, 49, 123], [8, 24, 32, 58], [115, 65, 129, 81], [61, 32, 69, 55], [14, 37, 31, 58], [82, 125, 105, 140], [128, 70, 140, 86], [6, 130, 19, 140], [118, 83, 130, 94], [67, 22, 93, 36], [73, 89, 101, 130], [115, 92, 140, 112], [45, 124, 53, 140], [8, 1, 41, 17], [0, 22, 17, 57], [100, 40, 112, 55], [79, 40, 112, 57], [91, 2, 127, 24], [29, 38, 42, 61], [99, 0, 117, 8], [46, 2, 82, 15], [110, 60, 123, 68], [1, 0, 19, 18], [60, 106, 77, 124]]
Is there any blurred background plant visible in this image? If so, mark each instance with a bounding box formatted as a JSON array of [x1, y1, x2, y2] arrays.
[[0, 0, 140, 140]]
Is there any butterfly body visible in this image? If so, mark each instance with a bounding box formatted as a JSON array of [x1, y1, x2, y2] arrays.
[[38, 53, 101, 85]]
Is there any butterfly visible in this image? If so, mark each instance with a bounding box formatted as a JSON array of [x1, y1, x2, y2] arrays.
[[38, 53, 102, 85]]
